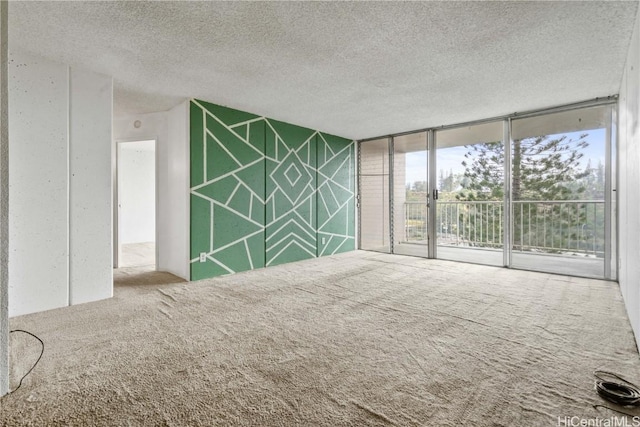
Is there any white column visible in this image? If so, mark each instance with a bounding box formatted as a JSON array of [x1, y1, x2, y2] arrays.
[[68, 68, 113, 304], [0, 0, 10, 397]]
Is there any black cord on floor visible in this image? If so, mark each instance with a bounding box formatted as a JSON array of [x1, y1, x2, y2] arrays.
[[593, 404, 639, 418], [8, 329, 44, 394], [594, 370, 640, 406], [593, 370, 640, 417]]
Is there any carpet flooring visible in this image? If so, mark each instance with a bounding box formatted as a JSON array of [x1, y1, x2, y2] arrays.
[[1, 251, 639, 426]]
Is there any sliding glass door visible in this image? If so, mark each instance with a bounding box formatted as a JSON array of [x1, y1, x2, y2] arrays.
[[357, 101, 616, 279], [434, 122, 504, 266]]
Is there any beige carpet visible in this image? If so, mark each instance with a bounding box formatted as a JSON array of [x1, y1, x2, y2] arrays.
[[2, 251, 640, 426]]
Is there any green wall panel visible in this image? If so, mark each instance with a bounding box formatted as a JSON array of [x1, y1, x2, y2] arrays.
[[316, 132, 355, 256], [191, 260, 230, 280], [190, 99, 354, 280], [215, 241, 254, 274], [197, 99, 260, 126], [190, 195, 211, 258], [190, 99, 266, 281], [265, 121, 317, 267]]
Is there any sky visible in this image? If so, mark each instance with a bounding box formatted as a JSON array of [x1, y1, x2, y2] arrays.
[[403, 128, 607, 187]]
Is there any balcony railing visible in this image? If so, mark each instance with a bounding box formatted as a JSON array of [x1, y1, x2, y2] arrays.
[[403, 200, 605, 257]]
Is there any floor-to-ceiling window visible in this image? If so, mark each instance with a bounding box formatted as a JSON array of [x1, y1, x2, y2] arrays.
[[510, 105, 614, 278], [357, 101, 616, 279], [392, 132, 429, 257]]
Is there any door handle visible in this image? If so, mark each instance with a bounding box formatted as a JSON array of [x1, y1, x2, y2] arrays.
[[433, 189, 439, 200]]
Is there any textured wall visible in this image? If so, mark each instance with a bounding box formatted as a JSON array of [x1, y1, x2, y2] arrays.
[[68, 67, 113, 306], [190, 99, 354, 280], [8, 51, 70, 315], [8, 51, 113, 316], [618, 9, 640, 343], [0, 0, 8, 396], [165, 102, 190, 280]]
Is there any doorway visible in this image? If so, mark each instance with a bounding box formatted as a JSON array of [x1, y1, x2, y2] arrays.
[[116, 140, 157, 269], [433, 121, 505, 266]]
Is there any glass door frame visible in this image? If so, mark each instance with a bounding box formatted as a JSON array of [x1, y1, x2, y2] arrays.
[[507, 103, 616, 279], [428, 121, 507, 265], [427, 130, 436, 259], [504, 119, 512, 268], [357, 99, 617, 280]]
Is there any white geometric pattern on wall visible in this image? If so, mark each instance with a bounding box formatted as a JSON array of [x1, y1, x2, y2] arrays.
[[190, 99, 355, 280]]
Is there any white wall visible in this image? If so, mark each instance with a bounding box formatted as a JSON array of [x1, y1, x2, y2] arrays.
[[113, 101, 189, 280], [165, 102, 190, 280], [0, 0, 9, 396], [618, 9, 640, 343], [69, 68, 113, 306], [8, 50, 113, 316], [118, 140, 156, 244], [9, 51, 70, 316]]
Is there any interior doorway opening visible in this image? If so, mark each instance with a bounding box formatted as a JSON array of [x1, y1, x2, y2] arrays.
[[116, 139, 157, 269]]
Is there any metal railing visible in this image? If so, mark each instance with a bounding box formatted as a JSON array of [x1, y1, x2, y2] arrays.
[[403, 200, 605, 257]]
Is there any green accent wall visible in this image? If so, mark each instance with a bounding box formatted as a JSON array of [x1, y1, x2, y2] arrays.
[[190, 99, 355, 280]]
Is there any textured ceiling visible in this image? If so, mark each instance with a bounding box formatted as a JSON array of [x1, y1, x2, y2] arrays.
[[8, 1, 639, 140]]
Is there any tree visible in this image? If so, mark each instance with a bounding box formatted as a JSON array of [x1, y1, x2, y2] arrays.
[[439, 168, 461, 193], [458, 141, 504, 201], [457, 133, 592, 252], [574, 159, 605, 200], [459, 134, 589, 201], [411, 180, 427, 193]]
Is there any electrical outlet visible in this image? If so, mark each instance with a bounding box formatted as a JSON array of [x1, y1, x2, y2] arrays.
[[321, 237, 326, 245], [199, 252, 207, 263]]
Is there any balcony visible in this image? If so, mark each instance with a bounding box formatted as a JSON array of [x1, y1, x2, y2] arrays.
[[400, 200, 606, 277]]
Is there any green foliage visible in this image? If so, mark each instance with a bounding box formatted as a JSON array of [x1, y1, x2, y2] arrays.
[[454, 133, 601, 254], [459, 141, 504, 201], [402, 132, 604, 256], [459, 134, 590, 201], [406, 180, 427, 202]]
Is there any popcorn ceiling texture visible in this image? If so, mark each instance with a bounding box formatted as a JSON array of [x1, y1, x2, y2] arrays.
[[7, 1, 639, 139], [1, 251, 640, 425]]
